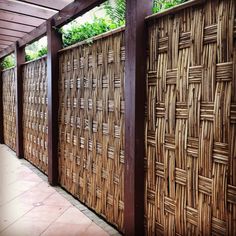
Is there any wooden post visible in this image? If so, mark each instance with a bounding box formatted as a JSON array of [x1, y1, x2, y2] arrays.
[[15, 43, 25, 158], [124, 1, 152, 235], [47, 19, 62, 186], [0, 62, 4, 144]]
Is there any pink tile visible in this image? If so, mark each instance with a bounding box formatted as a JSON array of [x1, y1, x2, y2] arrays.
[[0, 200, 33, 231], [30, 182, 56, 194], [41, 222, 87, 236], [18, 172, 43, 183], [83, 223, 109, 236], [55, 207, 92, 226], [16, 188, 54, 205], [23, 205, 69, 223], [1, 218, 51, 236], [43, 192, 72, 207], [0, 186, 26, 205], [9, 180, 40, 192]]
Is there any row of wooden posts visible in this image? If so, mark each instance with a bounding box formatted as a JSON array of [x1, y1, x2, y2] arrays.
[[0, 0, 153, 235]]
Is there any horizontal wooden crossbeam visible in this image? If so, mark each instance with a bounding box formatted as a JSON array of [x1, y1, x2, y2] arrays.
[[14, 0, 72, 11], [0, 0, 106, 59], [0, 0, 57, 20]]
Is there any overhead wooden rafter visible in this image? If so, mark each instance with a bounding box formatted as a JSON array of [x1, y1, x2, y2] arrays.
[[0, 0, 76, 58], [0, 0, 107, 59], [0, 0, 57, 19], [15, 0, 73, 11], [0, 9, 45, 26]]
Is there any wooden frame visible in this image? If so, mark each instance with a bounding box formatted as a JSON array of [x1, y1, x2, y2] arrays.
[[124, 1, 152, 235], [46, 19, 62, 185], [0, 0, 106, 58], [15, 42, 25, 158]]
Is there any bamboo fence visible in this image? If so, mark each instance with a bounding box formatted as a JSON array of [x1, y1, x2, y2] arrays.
[[145, 0, 236, 235], [2, 68, 16, 151], [22, 57, 48, 174], [58, 28, 125, 230]]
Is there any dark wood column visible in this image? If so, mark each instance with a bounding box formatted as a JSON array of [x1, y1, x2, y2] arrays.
[[0, 62, 4, 144], [15, 43, 25, 158], [47, 19, 62, 186], [124, 1, 152, 235]]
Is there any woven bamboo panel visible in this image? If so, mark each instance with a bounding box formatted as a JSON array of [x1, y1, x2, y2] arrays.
[[22, 57, 48, 174], [145, 0, 236, 235], [58, 29, 125, 230], [2, 68, 16, 151]]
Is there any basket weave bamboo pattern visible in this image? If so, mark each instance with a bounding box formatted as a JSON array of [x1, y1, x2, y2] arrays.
[[58, 29, 125, 230], [145, 0, 236, 235], [22, 57, 48, 174], [2, 68, 16, 151]]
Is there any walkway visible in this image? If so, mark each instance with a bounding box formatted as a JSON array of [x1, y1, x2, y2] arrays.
[[0, 145, 119, 236]]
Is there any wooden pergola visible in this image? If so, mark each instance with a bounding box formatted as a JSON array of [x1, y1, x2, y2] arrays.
[[0, 0, 155, 235]]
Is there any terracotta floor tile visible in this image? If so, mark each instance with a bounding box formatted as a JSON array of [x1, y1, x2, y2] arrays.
[[43, 192, 72, 207], [0, 145, 115, 236], [30, 182, 56, 194], [1, 218, 51, 236], [0, 200, 33, 231], [16, 188, 54, 205], [23, 204, 69, 223], [41, 222, 87, 236], [83, 223, 109, 236], [55, 207, 92, 225]]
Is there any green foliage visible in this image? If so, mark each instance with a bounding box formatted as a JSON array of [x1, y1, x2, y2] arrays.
[[103, 0, 126, 25], [38, 47, 48, 57], [153, 0, 187, 13], [25, 46, 47, 62], [62, 17, 121, 47], [1, 54, 15, 70]]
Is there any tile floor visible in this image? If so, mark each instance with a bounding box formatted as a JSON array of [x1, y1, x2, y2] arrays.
[[0, 145, 118, 236]]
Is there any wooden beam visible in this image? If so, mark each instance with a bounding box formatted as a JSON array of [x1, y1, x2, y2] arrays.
[[18, 22, 47, 48], [0, 35, 18, 42], [0, 44, 15, 58], [0, 62, 4, 144], [0, 0, 57, 20], [53, 0, 106, 28], [15, 42, 25, 158], [124, 1, 152, 235], [14, 0, 71, 11], [0, 39, 12, 46], [0, 0, 106, 59], [0, 28, 25, 38], [47, 18, 62, 185], [0, 20, 34, 33], [0, 9, 44, 27], [20, 0, 107, 45], [0, 45, 8, 48]]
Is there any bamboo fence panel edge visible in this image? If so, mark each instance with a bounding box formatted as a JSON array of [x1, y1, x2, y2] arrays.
[[2, 68, 16, 151]]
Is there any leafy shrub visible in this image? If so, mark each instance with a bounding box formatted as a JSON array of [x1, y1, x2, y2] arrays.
[[25, 46, 47, 62], [62, 18, 122, 47], [103, 0, 125, 25], [153, 0, 187, 13], [1, 54, 15, 70]]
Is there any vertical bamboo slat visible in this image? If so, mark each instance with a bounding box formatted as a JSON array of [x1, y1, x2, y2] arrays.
[[145, 0, 236, 235], [22, 57, 48, 174], [58, 29, 125, 230], [2, 68, 16, 151]]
